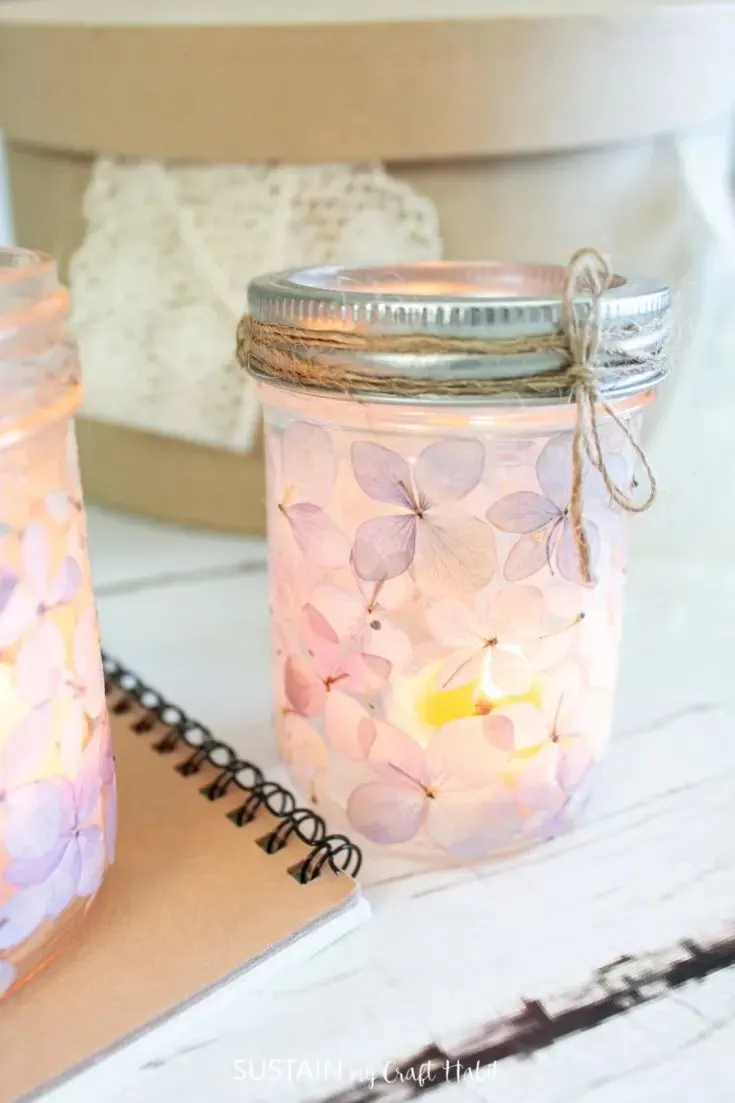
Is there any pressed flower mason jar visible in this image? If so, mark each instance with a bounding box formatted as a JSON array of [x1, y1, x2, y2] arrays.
[[0, 248, 115, 997], [246, 261, 670, 864]]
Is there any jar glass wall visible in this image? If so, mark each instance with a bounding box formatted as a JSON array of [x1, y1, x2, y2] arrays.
[[261, 385, 646, 863]]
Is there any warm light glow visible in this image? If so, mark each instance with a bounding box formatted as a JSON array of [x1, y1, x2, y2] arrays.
[[396, 652, 543, 740]]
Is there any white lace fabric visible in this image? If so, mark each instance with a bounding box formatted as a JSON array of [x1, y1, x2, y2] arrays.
[[70, 160, 442, 452]]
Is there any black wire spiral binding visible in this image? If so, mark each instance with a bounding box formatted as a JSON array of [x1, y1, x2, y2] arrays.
[[102, 654, 363, 883]]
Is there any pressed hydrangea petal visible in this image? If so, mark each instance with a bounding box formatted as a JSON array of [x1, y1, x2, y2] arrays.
[[324, 692, 377, 761], [281, 422, 336, 508], [283, 655, 326, 717], [428, 786, 522, 859], [285, 504, 349, 569], [425, 598, 487, 649], [347, 780, 425, 845], [502, 530, 551, 583], [487, 646, 533, 695], [3, 778, 71, 860], [309, 584, 366, 643], [367, 723, 427, 784], [75, 739, 103, 825], [480, 713, 516, 755], [436, 648, 484, 692], [336, 651, 392, 696], [499, 702, 548, 752], [487, 491, 560, 534], [0, 574, 35, 649], [536, 433, 574, 508], [490, 584, 547, 641], [427, 718, 507, 789], [45, 841, 81, 918], [15, 620, 66, 706], [556, 517, 601, 585], [0, 703, 56, 788], [557, 738, 594, 795], [414, 511, 496, 597], [278, 713, 329, 795], [413, 439, 484, 507], [301, 603, 340, 660], [21, 522, 50, 599], [73, 609, 106, 720], [359, 617, 412, 667], [5, 838, 69, 888], [76, 826, 105, 897], [47, 556, 83, 608], [350, 442, 415, 508], [352, 514, 417, 583]]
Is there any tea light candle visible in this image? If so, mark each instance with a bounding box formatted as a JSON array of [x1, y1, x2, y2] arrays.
[[246, 256, 670, 861]]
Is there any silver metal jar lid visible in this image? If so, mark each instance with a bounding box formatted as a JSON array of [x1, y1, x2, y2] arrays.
[[246, 261, 671, 405]]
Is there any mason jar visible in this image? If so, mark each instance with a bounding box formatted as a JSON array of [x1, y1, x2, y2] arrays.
[[0, 248, 115, 997], [245, 261, 669, 863]]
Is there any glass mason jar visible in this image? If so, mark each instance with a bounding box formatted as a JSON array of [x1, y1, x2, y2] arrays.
[[0, 248, 115, 997], [246, 262, 669, 864]]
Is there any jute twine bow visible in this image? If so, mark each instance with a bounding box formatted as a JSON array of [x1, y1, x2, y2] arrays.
[[562, 248, 657, 582], [238, 247, 663, 584]]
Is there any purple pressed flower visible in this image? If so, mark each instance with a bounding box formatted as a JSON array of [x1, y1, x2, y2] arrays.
[[350, 438, 496, 596], [3, 739, 105, 920], [0, 522, 82, 650], [487, 433, 624, 585], [347, 716, 519, 856]]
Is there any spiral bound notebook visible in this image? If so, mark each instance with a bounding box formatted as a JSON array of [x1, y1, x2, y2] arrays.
[[0, 658, 369, 1103]]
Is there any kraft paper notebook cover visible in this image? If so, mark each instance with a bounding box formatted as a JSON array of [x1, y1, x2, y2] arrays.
[[0, 657, 369, 1103]]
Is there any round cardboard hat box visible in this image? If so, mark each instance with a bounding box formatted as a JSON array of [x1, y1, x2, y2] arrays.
[[1, 1, 734, 533]]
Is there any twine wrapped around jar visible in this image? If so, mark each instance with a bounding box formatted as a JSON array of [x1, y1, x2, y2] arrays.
[[238, 249, 668, 582]]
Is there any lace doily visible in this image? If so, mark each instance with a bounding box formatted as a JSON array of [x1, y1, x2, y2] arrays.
[[70, 160, 442, 452]]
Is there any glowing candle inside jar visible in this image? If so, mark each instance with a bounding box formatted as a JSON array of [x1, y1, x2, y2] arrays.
[[401, 648, 543, 742]]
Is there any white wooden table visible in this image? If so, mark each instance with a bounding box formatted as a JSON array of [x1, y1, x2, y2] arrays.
[[38, 490, 732, 1103]]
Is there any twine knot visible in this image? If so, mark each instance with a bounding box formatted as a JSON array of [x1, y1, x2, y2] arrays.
[[562, 248, 657, 583]]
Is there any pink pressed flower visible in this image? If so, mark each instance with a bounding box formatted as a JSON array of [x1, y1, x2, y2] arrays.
[[270, 422, 349, 569], [323, 691, 409, 762], [487, 432, 624, 586], [350, 439, 496, 596], [278, 713, 329, 800], [283, 605, 391, 717], [347, 716, 521, 857], [309, 578, 412, 667], [269, 552, 317, 661], [0, 621, 76, 788], [426, 585, 548, 695], [71, 608, 106, 722]]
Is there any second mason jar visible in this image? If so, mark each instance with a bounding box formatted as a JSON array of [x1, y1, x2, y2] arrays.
[[0, 248, 114, 997], [244, 261, 670, 862]]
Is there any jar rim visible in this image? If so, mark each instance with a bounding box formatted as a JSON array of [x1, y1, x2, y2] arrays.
[[248, 261, 670, 335], [246, 261, 670, 405]]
